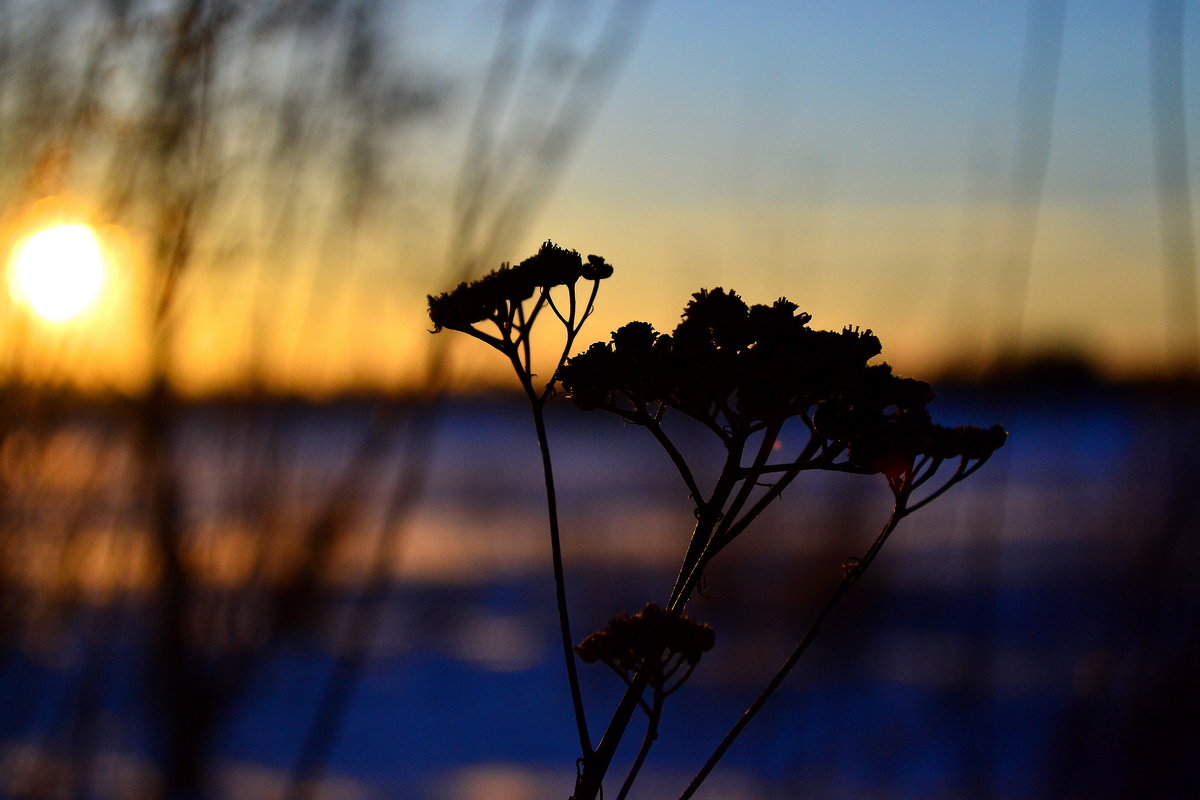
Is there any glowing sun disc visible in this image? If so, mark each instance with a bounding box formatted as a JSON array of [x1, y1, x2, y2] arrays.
[[9, 224, 107, 322]]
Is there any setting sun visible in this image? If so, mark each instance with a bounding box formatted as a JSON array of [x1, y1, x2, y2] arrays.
[[8, 224, 107, 323]]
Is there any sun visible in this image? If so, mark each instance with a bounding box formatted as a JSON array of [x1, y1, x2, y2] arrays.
[[8, 224, 108, 323]]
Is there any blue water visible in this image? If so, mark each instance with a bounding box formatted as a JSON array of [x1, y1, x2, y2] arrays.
[[1, 386, 1197, 799]]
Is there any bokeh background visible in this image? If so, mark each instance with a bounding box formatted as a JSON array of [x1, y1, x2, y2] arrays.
[[1, 1, 1197, 799]]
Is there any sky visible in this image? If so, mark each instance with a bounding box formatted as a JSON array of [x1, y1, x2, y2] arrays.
[[1, 0, 1197, 394], [524, 0, 1199, 382]]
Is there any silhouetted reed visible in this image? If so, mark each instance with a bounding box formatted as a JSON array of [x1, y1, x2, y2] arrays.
[[430, 245, 1006, 799]]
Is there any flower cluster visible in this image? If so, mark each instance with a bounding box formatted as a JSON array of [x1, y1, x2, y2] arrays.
[[815, 397, 1007, 485], [809, 371, 1006, 486], [557, 288, 1005, 485], [576, 602, 715, 690], [428, 241, 612, 333]]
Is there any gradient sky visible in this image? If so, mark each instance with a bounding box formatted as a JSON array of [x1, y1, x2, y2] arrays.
[[516, 0, 1199, 383], [2, 0, 1197, 394]]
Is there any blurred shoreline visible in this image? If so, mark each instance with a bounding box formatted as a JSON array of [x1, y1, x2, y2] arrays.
[[2, 374, 1198, 798]]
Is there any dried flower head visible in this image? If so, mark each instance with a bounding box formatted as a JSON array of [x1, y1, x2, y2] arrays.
[[576, 602, 715, 691], [427, 241, 612, 333], [559, 287, 1006, 494], [560, 289, 893, 431]]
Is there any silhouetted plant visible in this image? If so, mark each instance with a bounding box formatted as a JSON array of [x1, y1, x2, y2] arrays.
[[429, 251, 1006, 800], [428, 240, 613, 758]]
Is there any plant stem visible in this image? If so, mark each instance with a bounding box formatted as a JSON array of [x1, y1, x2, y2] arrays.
[[668, 440, 745, 610], [677, 501, 911, 800], [572, 661, 656, 799], [527, 390, 592, 757], [670, 431, 828, 609], [616, 689, 664, 800], [711, 421, 782, 545], [574, 488, 731, 800], [575, 470, 728, 796], [643, 416, 703, 503]]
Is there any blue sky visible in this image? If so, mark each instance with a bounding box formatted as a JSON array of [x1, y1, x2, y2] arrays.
[[567, 0, 1188, 203], [498, 0, 1199, 379]]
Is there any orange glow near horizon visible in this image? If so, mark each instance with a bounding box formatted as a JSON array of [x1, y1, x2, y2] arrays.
[[0, 197, 1180, 399]]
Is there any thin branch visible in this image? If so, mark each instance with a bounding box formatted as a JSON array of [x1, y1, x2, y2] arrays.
[[519, 291, 552, 346], [574, 662, 655, 799], [616, 688, 664, 800], [667, 437, 747, 609], [906, 454, 992, 514], [578, 277, 601, 327], [523, 383, 592, 757], [660, 652, 686, 682], [678, 500, 910, 800], [909, 456, 944, 490], [460, 323, 507, 351], [664, 661, 699, 697], [543, 283, 582, 402], [713, 420, 782, 543], [546, 285, 572, 327], [709, 432, 826, 553], [677, 578, 854, 800], [749, 460, 872, 476], [697, 413, 733, 443], [643, 415, 704, 503], [514, 303, 533, 375]]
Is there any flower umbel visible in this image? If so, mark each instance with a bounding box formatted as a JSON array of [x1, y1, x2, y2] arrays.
[[558, 288, 1006, 499], [427, 241, 613, 767], [576, 602, 715, 695], [428, 241, 610, 335]]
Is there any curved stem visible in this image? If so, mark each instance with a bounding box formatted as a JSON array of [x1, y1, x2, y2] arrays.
[[579, 278, 601, 327], [515, 303, 534, 375], [643, 415, 704, 503], [522, 290, 551, 337], [546, 285, 572, 326], [489, 280, 610, 760], [907, 454, 992, 514], [544, 284, 580, 401]]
